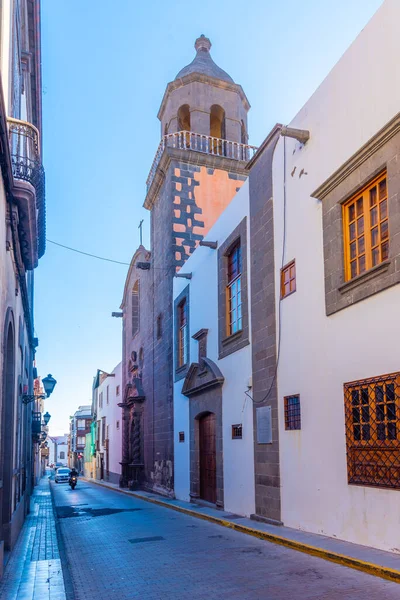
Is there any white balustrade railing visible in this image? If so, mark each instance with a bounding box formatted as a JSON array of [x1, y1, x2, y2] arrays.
[[146, 131, 258, 191]]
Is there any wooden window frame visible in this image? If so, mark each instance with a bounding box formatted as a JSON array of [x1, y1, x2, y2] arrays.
[[177, 298, 188, 369], [343, 171, 389, 281], [226, 241, 242, 336], [344, 372, 400, 489], [281, 260, 296, 299], [218, 218, 249, 360], [284, 395, 301, 430], [174, 286, 190, 381]]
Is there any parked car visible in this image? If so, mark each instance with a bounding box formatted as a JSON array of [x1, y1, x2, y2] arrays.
[[55, 467, 70, 483]]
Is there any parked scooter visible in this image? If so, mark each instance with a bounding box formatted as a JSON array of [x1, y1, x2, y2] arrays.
[[69, 469, 78, 490]]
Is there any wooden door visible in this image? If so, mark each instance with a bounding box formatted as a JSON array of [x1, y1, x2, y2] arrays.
[[199, 413, 216, 504]]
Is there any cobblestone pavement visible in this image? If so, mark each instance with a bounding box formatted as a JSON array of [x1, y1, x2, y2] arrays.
[[51, 480, 400, 600], [0, 476, 66, 600]]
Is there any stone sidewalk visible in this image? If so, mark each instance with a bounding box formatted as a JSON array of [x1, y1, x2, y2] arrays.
[[0, 475, 66, 600], [82, 477, 400, 584]]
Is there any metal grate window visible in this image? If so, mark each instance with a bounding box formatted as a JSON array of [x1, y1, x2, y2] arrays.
[[179, 431, 185, 443], [344, 372, 400, 489], [284, 395, 301, 430], [232, 424, 242, 439]]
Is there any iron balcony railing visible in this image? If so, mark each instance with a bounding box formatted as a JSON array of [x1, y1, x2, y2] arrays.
[[7, 117, 46, 258], [146, 130, 258, 191], [7, 118, 44, 187]]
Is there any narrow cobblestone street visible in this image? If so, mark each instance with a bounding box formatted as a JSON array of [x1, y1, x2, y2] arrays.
[[48, 479, 399, 600]]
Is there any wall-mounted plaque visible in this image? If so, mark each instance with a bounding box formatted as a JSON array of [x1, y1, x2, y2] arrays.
[[256, 406, 272, 444]]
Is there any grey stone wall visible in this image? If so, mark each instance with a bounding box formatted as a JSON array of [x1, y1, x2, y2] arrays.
[[248, 130, 282, 523]]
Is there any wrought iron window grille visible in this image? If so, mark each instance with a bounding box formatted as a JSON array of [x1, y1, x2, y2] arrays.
[[232, 424, 242, 439], [284, 395, 301, 430], [344, 372, 400, 489]]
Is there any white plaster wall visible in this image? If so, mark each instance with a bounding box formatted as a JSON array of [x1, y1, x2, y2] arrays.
[[174, 181, 255, 516], [97, 362, 122, 479], [272, 0, 400, 551]]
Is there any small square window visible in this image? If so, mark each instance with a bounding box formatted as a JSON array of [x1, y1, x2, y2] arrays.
[[284, 395, 301, 430], [179, 431, 185, 443], [232, 424, 242, 439], [281, 260, 296, 299]]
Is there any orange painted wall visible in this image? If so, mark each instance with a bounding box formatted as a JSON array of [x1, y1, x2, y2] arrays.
[[173, 165, 245, 270]]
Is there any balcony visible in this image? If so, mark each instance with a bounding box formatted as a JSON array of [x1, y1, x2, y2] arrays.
[[7, 118, 45, 268], [146, 130, 258, 194]]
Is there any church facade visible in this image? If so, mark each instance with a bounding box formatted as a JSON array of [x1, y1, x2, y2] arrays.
[[119, 36, 256, 495]]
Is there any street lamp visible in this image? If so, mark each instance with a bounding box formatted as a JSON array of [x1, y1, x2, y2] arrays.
[[42, 374, 57, 397], [43, 412, 51, 425], [22, 373, 57, 404]]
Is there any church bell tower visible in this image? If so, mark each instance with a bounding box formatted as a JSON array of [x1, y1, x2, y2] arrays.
[[145, 34, 255, 269], [128, 36, 256, 495]]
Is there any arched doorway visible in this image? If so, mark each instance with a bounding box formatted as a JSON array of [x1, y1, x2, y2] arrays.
[[1, 318, 16, 546], [199, 412, 216, 504]]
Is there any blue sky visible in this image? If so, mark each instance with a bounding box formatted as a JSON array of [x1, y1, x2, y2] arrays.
[[37, 0, 383, 435]]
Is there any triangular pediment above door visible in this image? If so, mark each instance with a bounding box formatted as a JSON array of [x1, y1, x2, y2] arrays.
[[182, 358, 224, 397]]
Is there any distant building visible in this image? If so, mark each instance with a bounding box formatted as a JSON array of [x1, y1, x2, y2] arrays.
[[92, 364, 122, 484], [48, 435, 68, 467], [69, 406, 92, 473]]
